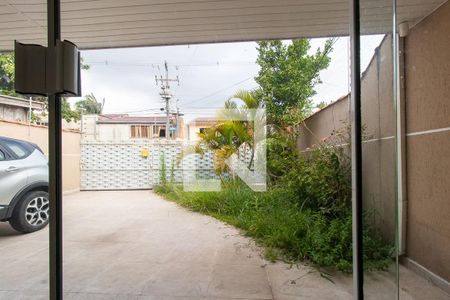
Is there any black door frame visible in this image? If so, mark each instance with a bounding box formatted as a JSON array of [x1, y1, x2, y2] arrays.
[[47, 0, 63, 298], [349, 0, 364, 298]]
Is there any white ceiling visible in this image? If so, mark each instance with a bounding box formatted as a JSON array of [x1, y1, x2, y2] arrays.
[[0, 0, 446, 51]]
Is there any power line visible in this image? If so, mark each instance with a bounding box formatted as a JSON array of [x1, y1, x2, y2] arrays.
[[84, 60, 256, 68], [106, 107, 163, 114], [180, 76, 254, 107]]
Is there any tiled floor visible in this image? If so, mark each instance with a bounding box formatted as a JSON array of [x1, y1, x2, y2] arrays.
[[0, 191, 447, 299]]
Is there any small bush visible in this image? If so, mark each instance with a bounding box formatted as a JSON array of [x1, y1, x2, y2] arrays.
[[159, 154, 167, 185]]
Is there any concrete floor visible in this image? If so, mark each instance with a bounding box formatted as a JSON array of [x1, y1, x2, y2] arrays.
[[0, 191, 448, 300]]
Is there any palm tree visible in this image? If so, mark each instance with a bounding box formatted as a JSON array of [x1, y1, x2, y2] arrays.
[[196, 89, 263, 174], [75, 93, 105, 115], [227, 90, 264, 168]]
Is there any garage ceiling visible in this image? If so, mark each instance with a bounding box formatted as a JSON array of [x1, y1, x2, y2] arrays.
[[0, 0, 446, 51]]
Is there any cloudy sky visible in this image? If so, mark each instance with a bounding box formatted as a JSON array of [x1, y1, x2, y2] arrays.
[[75, 35, 383, 121]]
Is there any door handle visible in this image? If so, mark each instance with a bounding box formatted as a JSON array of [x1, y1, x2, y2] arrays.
[[6, 166, 19, 172]]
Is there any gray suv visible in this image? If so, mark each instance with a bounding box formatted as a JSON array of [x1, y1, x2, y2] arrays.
[[0, 136, 49, 233]]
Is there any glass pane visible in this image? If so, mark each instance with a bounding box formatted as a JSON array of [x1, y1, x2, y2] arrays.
[[360, 0, 399, 298], [0, 4, 49, 296], [360, 0, 450, 298], [397, 1, 450, 298], [60, 0, 362, 297]]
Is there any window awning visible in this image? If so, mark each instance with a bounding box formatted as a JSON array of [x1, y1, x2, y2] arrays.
[[0, 0, 445, 51]]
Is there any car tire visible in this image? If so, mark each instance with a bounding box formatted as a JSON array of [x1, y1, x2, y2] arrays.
[[10, 191, 49, 233]]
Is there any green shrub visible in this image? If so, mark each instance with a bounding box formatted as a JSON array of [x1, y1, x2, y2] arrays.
[[159, 154, 167, 185], [155, 125, 392, 272]]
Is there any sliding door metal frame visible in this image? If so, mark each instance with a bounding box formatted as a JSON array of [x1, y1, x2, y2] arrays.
[[47, 0, 63, 298], [45, 0, 367, 298], [350, 0, 364, 298]]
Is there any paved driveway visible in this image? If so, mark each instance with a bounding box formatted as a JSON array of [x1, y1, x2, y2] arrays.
[[0, 191, 447, 299]]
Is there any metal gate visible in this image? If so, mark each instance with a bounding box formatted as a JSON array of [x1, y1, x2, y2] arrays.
[[80, 140, 216, 190], [80, 139, 249, 190], [80, 141, 154, 190]]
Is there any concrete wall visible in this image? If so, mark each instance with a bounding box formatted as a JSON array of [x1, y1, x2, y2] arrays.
[[297, 2, 450, 281], [361, 35, 396, 243], [97, 124, 131, 141], [403, 1, 450, 281], [0, 104, 28, 122], [297, 95, 349, 151], [298, 35, 397, 243], [82, 115, 186, 141], [187, 123, 209, 141], [0, 119, 81, 193]]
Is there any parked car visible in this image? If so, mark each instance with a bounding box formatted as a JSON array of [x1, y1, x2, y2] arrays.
[[0, 136, 49, 233]]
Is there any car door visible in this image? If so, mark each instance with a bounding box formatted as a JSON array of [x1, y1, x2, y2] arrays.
[[0, 144, 29, 206]]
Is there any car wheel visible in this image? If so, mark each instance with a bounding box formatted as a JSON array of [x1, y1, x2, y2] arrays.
[[10, 191, 49, 233]]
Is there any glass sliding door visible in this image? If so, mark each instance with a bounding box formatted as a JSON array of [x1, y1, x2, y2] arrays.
[[358, 0, 399, 298], [0, 6, 50, 298]]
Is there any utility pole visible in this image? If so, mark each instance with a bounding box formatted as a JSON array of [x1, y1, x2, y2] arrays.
[[175, 99, 180, 138], [155, 61, 179, 139]]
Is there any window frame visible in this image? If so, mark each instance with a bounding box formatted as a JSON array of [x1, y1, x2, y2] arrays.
[[130, 125, 151, 139], [0, 148, 6, 161], [0, 139, 33, 160]]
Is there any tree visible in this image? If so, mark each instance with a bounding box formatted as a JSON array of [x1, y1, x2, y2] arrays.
[[0, 53, 15, 96], [227, 90, 264, 167], [317, 101, 327, 110], [255, 38, 335, 128], [75, 93, 105, 115], [195, 90, 262, 175], [61, 98, 80, 122]]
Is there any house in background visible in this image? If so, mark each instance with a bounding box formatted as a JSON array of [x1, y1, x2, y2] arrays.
[[0, 94, 44, 123], [82, 114, 185, 141], [187, 117, 218, 141]]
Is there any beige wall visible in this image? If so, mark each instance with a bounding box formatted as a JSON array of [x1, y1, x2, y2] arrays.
[[297, 1, 450, 281], [404, 1, 450, 281], [298, 35, 397, 243], [361, 35, 396, 243], [0, 104, 28, 123], [0, 119, 81, 193], [297, 95, 349, 151], [187, 123, 211, 141], [97, 124, 131, 141], [82, 114, 186, 141]]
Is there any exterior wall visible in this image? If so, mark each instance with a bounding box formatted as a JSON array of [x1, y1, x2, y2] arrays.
[[81, 115, 130, 141], [0, 104, 28, 122], [0, 119, 81, 193], [82, 114, 186, 141], [297, 96, 349, 151], [187, 123, 214, 141], [361, 36, 396, 243], [81, 114, 98, 140], [297, 2, 450, 281], [298, 36, 396, 243], [96, 124, 130, 141], [404, 1, 450, 281], [188, 124, 204, 141], [0, 96, 44, 123]]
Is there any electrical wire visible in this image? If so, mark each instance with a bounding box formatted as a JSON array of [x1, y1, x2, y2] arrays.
[[180, 76, 255, 107], [84, 60, 256, 68], [106, 107, 163, 114]]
